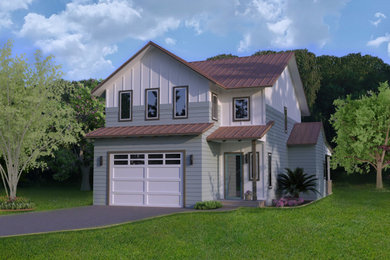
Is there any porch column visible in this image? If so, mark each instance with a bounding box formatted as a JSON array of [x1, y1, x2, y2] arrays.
[[252, 139, 257, 201]]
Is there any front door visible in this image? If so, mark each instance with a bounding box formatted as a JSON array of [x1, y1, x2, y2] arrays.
[[224, 153, 243, 200]]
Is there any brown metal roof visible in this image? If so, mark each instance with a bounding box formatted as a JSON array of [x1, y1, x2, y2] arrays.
[[287, 122, 322, 146], [207, 121, 274, 141], [190, 52, 294, 89], [92, 41, 295, 94], [86, 123, 213, 138]]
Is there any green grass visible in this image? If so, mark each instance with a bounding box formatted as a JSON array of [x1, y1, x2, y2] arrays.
[[0, 183, 92, 215], [0, 183, 389, 259]]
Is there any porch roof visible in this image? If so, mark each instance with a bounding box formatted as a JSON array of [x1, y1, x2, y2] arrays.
[[86, 123, 214, 138], [206, 121, 274, 141]]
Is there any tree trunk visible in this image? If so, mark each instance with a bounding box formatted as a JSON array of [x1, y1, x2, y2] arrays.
[[376, 167, 383, 189], [80, 165, 91, 191]]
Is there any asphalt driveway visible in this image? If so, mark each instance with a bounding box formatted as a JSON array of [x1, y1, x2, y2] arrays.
[[0, 206, 193, 237]]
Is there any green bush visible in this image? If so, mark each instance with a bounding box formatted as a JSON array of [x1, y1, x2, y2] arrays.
[[194, 200, 222, 210], [0, 196, 35, 210]]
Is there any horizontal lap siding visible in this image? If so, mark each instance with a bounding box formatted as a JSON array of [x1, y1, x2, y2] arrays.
[[106, 102, 211, 127], [265, 105, 297, 204], [93, 136, 203, 207]]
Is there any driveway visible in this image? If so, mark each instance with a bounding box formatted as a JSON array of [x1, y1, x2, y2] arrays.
[[0, 206, 193, 237]]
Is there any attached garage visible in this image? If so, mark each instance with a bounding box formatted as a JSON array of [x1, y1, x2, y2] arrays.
[[109, 152, 184, 207]]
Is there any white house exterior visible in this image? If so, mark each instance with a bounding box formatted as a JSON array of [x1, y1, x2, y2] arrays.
[[87, 41, 331, 207]]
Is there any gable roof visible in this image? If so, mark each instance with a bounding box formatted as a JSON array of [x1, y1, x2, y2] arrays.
[[86, 123, 213, 139], [190, 52, 294, 89], [92, 41, 295, 94], [207, 121, 274, 141], [287, 122, 322, 146]]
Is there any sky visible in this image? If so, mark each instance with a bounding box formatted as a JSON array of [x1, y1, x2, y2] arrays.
[[0, 0, 389, 80]]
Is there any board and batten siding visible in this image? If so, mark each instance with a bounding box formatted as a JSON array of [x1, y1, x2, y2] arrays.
[[264, 105, 297, 204], [265, 66, 301, 122], [106, 102, 212, 127], [104, 47, 210, 108]]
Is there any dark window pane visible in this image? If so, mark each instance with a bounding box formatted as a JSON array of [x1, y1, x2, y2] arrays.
[[114, 160, 128, 165], [166, 160, 181, 165], [130, 160, 145, 165], [120, 92, 131, 119], [166, 154, 181, 158], [147, 90, 158, 118], [212, 94, 218, 120], [268, 153, 272, 187], [130, 154, 145, 159], [234, 98, 249, 119], [148, 160, 163, 165], [149, 154, 163, 159], [114, 154, 128, 160], [174, 88, 187, 117]]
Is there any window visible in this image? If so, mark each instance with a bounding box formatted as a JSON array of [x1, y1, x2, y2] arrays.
[[233, 97, 250, 121], [248, 152, 260, 181], [119, 91, 132, 121], [284, 106, 287, 133], [145, 88, 159, 120], [114, 154, 128, 165], [173, 86, 188, 119], [268, 153, 272, 188], [212, 93, 218, 121]]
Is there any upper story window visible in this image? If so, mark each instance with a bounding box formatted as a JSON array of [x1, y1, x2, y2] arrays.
[[284, 106, 287, 133], [145, 88, 159, 120], [173, 86, 188, 119], [233, 97, 250, 121], [119, 90, 132, 121], [212, 93, 218, 121]]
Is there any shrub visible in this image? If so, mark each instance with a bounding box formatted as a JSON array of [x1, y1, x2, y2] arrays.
[[0, 196, 35, 210], [277, 167, 319, 198], [194, 200, 222, 210]]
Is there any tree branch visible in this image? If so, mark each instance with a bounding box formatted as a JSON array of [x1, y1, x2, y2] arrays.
[[346, 156, 377, 170]]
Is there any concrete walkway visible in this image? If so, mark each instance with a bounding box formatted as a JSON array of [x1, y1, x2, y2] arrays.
[[0, 206, 194, 237]]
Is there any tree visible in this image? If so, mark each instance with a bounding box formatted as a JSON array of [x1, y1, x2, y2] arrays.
[[277, 168, 319, 198], [0, 40, 78, 200], [330, 82, 390, 189], [206, 54, 238, 61]]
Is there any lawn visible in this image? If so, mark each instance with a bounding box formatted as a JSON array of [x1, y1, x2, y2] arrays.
[[0, 183, 389, 259], [0, 183, 92, 215]]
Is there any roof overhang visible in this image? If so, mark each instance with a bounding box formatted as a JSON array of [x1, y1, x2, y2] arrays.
[[207, 121, 274, 142], [86, 123, 214, 139]]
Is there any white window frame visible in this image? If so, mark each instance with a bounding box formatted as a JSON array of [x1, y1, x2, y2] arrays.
[[119, 90, 132, 121]]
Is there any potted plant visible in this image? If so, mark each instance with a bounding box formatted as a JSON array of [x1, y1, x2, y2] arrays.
[[244, 190, 253, 200]]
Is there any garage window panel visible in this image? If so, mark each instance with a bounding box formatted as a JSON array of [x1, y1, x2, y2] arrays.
[[114, 154, 129, 165]]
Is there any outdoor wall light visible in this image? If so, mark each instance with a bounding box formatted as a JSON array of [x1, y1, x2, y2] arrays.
[[98, 156, 103, 166], [189, 155, 193, 165]]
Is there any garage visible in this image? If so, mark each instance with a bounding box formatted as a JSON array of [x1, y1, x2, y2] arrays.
[[109, 152, 183, 207]]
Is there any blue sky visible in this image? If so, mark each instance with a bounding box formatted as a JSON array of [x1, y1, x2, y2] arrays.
[[0, 0, 389, 80]]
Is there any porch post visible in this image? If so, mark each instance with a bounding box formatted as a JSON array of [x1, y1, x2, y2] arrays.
[[252, 139, 257, 201]]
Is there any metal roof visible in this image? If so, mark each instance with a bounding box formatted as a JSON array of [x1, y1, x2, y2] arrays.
[[207, 121, 274, 141], [86, 123, 214, 138], [287, 122, 322, 146]]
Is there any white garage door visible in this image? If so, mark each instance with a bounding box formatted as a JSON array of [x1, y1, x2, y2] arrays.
[[109, 152, 183, 207]]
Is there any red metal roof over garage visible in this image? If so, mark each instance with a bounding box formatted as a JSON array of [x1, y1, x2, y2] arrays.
[[86, 123, 214, 138]]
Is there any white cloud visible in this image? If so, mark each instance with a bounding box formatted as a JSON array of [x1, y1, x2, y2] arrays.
[[0, 0, 33, 30], [165, 37, 176, 45], [370, 12, 386, 27], [367, 34, 390, 56], [18, 0, 350, 79]]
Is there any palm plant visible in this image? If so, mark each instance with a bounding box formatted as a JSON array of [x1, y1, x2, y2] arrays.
[[277, 168, 319, 198]]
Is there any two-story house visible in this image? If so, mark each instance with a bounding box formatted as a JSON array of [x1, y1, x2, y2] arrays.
[[87, 41, 332, 208]]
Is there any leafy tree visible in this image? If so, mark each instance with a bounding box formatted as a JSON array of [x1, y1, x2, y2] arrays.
[[277, 168, 319, 198], [330, 82, 390, 189], [0, 40, 78, 200], [206, 54, 238, 61]]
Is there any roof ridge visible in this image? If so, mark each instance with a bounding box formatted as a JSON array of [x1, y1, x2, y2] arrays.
[[189, 51, 294, 63]]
